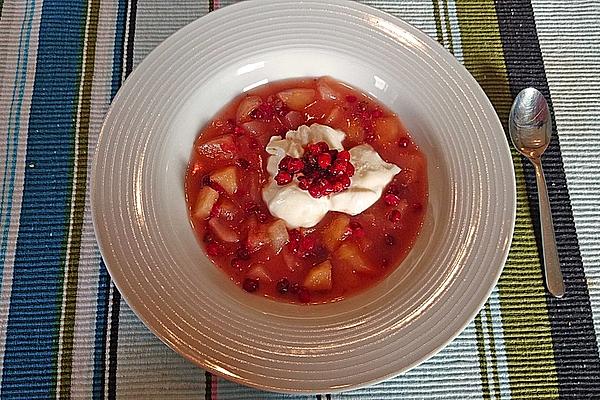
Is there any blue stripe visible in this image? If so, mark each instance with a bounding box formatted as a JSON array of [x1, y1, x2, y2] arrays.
[[92, 0, 127, 397], [0, 0, 35, 287], [0, 1, 88, 398]]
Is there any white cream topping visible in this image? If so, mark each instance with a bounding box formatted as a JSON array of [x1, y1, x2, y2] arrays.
[[262, 124, 400, 228]]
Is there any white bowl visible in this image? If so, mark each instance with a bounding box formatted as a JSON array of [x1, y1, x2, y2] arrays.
[[91, 0, 516, 393]]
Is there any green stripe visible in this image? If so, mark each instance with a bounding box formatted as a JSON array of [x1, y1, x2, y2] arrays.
[[57, 0, 101, 396], [484, 303, 502, 399], [454, 0, 559, 398], [474, 314, 492, 399], [431, 0, 444, 45]]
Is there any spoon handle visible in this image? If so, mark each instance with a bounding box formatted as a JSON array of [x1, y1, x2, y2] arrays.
[[532, 158, 565, 298]]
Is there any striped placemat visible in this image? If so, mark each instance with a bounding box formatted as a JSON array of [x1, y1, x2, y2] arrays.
[[0, 0, 599, 398]]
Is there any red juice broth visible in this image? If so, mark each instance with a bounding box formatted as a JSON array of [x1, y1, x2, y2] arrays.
[[185, 77, 428, 304]]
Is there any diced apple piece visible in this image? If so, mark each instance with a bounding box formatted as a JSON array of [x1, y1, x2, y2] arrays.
[[283, 111, 305, 129], [373, 116, 401, 145], [208, 218, 239, 243], [246, 263, 273, 283], [218, 199, 240, 221], [268, 219, 289, 254], [323, 106, 344, 126], [236, 95, 262, 123], [210, 166, 238, 194], [282, 248, 301, 272], [277, 88, 316, 111], [246, 217, 271, 252], [196, 134, 236, 160], [241, 120, 270, 137], [322, 214, 351, 251], [333, 242, 376, 275], [346, 120, 364, 143], [316, 77, 342, 101], [193, 186, 219, 220], [303, 261, 332, 292]]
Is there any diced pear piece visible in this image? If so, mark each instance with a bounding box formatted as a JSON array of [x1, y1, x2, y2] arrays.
[[333, 242, 376, 275], [193, 186, 219, 220], [323, 106, 343, 126], [246, 217, 271, 252], [246, 263, 273, 283], [236, 95, 262, 123], [322, 214, 351, 251], [283, 111, 305, 129], [208, 218, 239, 243], [303, 260, 332, 291], [196, 134, 236, 160], [267, 219, 289, 254], [316, 77, 342, 101], [210, 166, 238, 194], [277, 88, 316, 111], [373, 116, 401, 145]]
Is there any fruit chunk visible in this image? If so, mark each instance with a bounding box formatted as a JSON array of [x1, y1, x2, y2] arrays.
[[241, 120, 270, 137], [277, 88, 316, 111], [316, 77, 341, 101], [303, 260, 332, 291], [246, 263, 273, 283], [333, 242, 376, 275], [323, 106, 344, 126], [196, 134, 236, 160], [283, 111, 305, 129], [210, 166, 238, 194], [373, 116, 401, 145], [246, 217, 271, 252], [193, 186, 219, 219], [208, 218, 239, 243], [322, 214, 351, 251], [267, 219, 289, 254], [236, 95, 263, 123]]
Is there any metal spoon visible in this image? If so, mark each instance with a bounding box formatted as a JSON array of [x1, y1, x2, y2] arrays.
[[509, 87, 565, 298]]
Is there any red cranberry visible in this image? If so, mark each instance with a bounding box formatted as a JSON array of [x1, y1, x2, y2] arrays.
[[231, 258, 243, 269], [371, 109, 384, 118], [298, 176, 310, 190], [203, 232, 214, 243], [206, 243, 220, 257], [339, 174, 351, 189], [357, 101, 368, 112], [388, 209, 402, 223], [299, 235, 316, 254], [349, 221, 364, 237], [398, 137, 410, 148], [384, 234, 395, 246], [236, 158, 250, 170], [276, 278, 290, 294], [289, 282, 300, 294], [346, 95, 357, 103], [337, 150, 350, 162], [279, 156, 293, 171], [233, 126, 245, 136], [201, 175, 211, 186], [275, 170, 293, 185], [308, 185, 324, 198], [317, 153, 332, 169], [242, 278, 259, 293], [384, 193, 400, 206], [316, 141, 329, 153], [297, 287, 311, 303], [287, 158, 304, 174], [236, 246, 250, 260]]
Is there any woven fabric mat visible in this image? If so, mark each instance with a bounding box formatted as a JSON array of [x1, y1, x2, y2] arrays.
[[0, 0, 599, 398]]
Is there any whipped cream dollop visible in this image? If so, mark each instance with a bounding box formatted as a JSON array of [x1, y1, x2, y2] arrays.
[[262, 124, 400, 228]]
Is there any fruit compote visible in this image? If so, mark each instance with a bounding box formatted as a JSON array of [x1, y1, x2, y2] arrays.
[[185, 77, 428, 304]]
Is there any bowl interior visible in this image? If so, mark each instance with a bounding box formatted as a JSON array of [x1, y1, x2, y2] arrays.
[[165, 49, 450, 318]]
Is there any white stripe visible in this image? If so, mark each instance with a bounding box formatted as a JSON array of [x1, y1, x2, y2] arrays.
[[445, 0, 464, 63], [0, 0, 43, 381], [69, 0, 121, 397], [488, 287, 512, 400], [437, 0, 451, 50], [530, 0, 600, 350], [104, 284, 115, 397]]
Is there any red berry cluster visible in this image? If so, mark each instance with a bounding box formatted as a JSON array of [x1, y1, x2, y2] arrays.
[[274, 141, 356, 199]]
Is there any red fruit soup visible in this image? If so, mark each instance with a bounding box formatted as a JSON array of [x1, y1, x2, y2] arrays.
[[185, 77, 428, 304]]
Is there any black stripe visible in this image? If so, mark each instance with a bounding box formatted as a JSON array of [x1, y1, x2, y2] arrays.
[[494, 0, 600, 396], [208, 0, 214, 12], [107, 289, 121, 400], [204, 371, 212, 400], [124, 0, 137, 77], [326, 394, 331, 400], [105, 0, 138, 396]]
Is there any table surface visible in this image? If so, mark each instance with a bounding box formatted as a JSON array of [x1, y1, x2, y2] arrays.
[[1, 0, 599, 398]]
